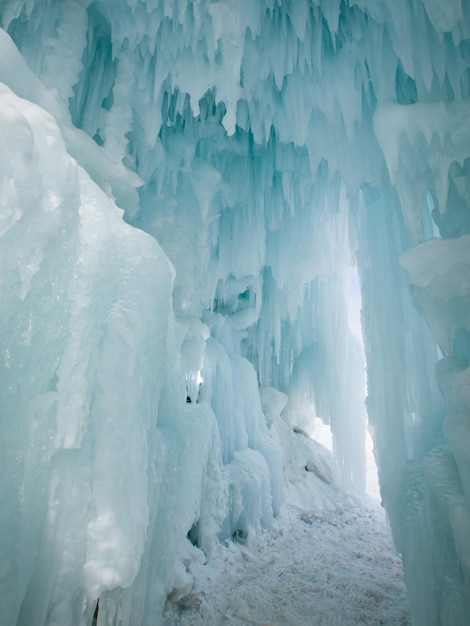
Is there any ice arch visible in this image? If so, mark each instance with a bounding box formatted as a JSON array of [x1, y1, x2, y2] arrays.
[[0, 1, 469, 624]]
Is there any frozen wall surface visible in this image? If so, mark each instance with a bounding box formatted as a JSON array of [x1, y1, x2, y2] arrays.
[[0, 1, 469, 624]]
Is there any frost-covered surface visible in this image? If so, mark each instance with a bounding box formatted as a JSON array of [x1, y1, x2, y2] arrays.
[[163, 435, 409, 625], [163, 497, 410, 626], [0, 0, 470, 625]]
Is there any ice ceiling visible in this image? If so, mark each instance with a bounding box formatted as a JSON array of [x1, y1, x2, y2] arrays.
[[1, 0, 470, 624]]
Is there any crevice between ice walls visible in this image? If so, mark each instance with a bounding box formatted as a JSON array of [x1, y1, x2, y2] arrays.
[[2, 1, 470, 625]]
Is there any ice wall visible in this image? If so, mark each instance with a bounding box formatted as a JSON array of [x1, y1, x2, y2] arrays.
[[1, 0, 470, 624], [0, 80, 175, 624]]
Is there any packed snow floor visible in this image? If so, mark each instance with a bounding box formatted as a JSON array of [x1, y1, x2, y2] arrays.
[[163, 497, 410, 626]]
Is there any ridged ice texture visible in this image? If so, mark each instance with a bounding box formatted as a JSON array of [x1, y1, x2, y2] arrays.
[[0, 1, 469, 625]]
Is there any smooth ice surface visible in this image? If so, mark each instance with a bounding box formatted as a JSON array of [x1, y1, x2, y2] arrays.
[[0, 1, 470, 625]]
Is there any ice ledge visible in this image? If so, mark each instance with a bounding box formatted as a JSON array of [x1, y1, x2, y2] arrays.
[[0, 28, 142, 214]]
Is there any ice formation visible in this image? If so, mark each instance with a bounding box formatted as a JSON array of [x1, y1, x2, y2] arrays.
[[0, 1, 469, 624]]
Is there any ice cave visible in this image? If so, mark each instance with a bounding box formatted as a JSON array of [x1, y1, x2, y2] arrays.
[[0, 0, 469, 624]]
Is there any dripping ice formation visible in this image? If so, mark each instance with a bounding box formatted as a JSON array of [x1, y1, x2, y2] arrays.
[[0, 0, 469, 624]]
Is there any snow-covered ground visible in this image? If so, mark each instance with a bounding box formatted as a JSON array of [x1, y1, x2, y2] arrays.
[[163, 494, 410, 626]]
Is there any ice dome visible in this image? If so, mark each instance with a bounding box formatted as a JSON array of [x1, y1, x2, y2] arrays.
[[0, 1, 469, 624]]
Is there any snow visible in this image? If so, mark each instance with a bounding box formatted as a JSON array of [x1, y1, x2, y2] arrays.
[[163, 497, 409, 626]]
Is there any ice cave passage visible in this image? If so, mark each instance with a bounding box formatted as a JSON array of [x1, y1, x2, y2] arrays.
[[1, 1, 470, 625]]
